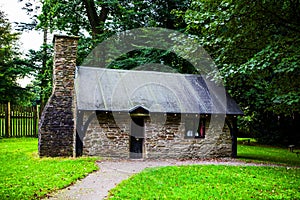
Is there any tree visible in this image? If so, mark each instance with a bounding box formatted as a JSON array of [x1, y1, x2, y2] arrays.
[[36, 0, 191, 67], [174, 0, 300, 145], [37, 0, 190, 37], [36, 0, 194, 73], [15, 0, 54, 109], [0, 10, 33, 105], [26, 44, 53, 105]]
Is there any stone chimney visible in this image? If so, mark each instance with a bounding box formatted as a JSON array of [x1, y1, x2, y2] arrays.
[[39, 35, 79, 157]]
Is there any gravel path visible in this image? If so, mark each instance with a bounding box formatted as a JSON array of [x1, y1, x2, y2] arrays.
[[46, 158, 286, 200]]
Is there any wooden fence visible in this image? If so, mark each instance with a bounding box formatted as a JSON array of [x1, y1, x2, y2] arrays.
[[0, 102, 39, 138]]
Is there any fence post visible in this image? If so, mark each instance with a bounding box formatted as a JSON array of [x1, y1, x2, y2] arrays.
[[5, 102, 11, 137]]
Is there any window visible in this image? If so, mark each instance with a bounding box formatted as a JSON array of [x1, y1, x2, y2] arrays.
[[185, 117, 206, 139]]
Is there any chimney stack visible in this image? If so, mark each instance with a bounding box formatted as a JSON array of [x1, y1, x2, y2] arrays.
[[39, 35, 79, 157]]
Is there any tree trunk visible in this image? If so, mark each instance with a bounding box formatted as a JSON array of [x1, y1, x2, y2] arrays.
[[83, 0, 109, 37]]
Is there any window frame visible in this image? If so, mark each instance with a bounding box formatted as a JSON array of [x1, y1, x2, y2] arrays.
[[184, 115, 206, 139]]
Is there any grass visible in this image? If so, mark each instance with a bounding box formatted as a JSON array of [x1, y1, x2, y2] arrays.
[[108, 139, 300, 199], [237, 138, 300, 166], [0, 138, 98, 200], [108, 165, 300, 199], [2, 137, 300, 199]]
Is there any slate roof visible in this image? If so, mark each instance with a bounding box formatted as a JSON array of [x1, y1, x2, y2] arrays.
[[75, 67, 243, 115]]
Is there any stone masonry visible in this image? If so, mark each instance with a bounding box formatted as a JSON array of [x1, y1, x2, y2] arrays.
[[83, 112, 232, 159], [38, 35, 79, 157]]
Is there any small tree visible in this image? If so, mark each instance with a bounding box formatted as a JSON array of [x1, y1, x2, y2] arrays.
[[0, 10, 33, 105]]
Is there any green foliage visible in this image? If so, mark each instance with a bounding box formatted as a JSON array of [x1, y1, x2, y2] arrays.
[[37, 0, 191, 36], [0, 10, 34, 105], [37, 0, 89, 35], [0, 138, 98, 199], [36, 0, 194, 95], [37, 0, 193, 64], [109, 0, 191, 31], [108, 49, 196, 74], [225, 39, 300, 116], [109, 165, 300, 199], [26, 44, 54, 105], [173, 0, 300, 144]]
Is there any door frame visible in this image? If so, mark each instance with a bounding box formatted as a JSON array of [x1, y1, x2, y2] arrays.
[[129, 117, 145, 159]]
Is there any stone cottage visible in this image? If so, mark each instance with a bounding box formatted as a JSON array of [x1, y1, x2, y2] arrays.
[[39, 35, 243, 159]]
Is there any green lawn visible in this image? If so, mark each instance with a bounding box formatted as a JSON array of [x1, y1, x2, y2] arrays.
[[108, 140, 300, 199], [1, 138, 300, 199], [0, 138, 98, 200], [109, 165, 300, 199], [238, 138, 300, 166]]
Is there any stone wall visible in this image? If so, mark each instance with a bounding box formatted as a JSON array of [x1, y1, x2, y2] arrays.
[[82, 111, 232, 158], [83, 111, 130, 158], [38, 35, 79, 157]]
